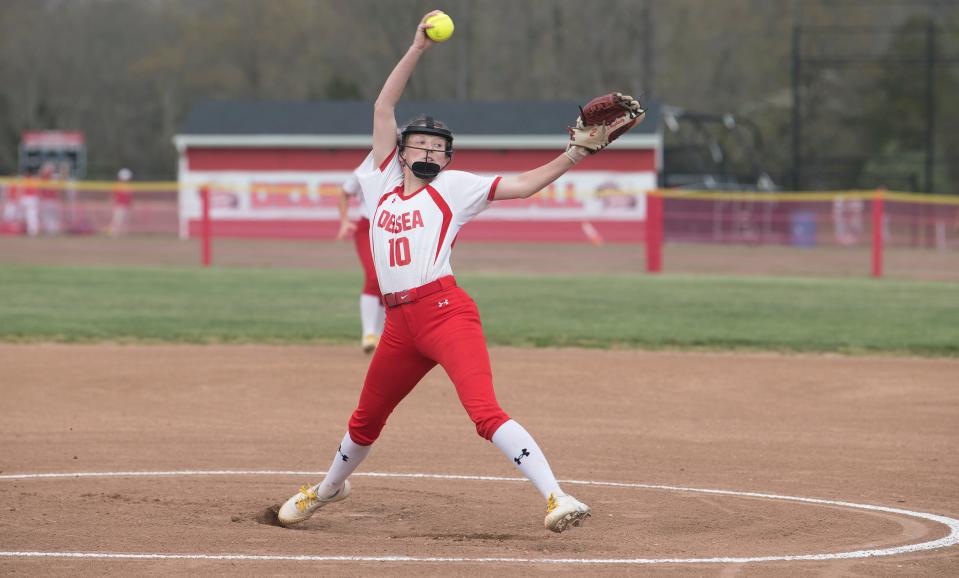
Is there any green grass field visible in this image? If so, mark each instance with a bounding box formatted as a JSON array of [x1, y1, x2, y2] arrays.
[[0, 264, 956, 356]]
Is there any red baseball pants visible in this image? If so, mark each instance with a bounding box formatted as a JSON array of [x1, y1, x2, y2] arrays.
[[347, 283, 510, 445], [353, 217, 380, 297]]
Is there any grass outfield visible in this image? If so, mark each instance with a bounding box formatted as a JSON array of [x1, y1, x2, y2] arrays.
[[0, 264, 956, 356]]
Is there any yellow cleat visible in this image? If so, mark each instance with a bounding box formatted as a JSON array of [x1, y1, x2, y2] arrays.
[[276, 480, 351, 527], [362, 334, 379, 354], [544, 492, 591, 533]]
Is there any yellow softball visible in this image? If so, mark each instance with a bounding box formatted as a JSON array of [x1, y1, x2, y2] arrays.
[[425, 12, 454, 42]]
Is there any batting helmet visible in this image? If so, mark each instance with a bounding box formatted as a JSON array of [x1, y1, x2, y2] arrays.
[[399, 116, 453, 154], [398, 116, 454, 180]]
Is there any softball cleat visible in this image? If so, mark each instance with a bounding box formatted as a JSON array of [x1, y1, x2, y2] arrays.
[[544, 492, 591, 533], [277, 480, 350, 526], [362, 334, 379, 354]]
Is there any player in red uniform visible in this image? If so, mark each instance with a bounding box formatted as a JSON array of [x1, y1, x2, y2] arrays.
[[278, 10, 636, 533], [337, 161, 385, 353], [21, 168, 43, 237], [0, 176, 22, 233], [109, 168, 133, 238]]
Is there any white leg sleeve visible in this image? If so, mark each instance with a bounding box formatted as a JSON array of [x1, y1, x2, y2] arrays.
[[491, 419, 563, 500], [359, 294, 381, 336], [317, 432, 371, 498]]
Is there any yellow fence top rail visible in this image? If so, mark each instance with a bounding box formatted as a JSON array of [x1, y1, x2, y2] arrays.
[[0, 176, 177, 192]]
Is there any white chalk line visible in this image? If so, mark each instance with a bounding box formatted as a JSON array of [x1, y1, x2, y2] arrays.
[[1, 470, 957, 565]]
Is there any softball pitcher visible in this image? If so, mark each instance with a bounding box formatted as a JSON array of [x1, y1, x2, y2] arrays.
[[278, 9, 643, 533]]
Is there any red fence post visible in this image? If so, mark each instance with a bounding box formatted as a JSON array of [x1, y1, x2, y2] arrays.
[[201, 186, 212, 267], [645, 190, 663, 273], [871, 188, 884, 278]]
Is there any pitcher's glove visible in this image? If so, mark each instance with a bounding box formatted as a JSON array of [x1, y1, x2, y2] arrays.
[[567, 92, 646, 154]]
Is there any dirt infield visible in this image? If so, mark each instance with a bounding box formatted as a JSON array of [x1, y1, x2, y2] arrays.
[[1, 344, 957, 576]]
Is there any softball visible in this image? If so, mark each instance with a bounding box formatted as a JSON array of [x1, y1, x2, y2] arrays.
[[425, 12, 454, 42]]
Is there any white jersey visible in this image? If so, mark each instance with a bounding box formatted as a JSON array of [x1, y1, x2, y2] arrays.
[[342, 173, 361, 197], [357, 148, 500, 294], [343, 156, 371, 222]]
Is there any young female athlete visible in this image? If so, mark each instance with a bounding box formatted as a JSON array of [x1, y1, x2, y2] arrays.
[[278, 10, 641, 533]]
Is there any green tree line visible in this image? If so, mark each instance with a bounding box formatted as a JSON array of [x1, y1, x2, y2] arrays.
[[0, 0, 956, 192]]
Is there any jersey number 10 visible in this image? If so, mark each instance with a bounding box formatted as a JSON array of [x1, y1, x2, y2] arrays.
[[388, 237, 411, 267]]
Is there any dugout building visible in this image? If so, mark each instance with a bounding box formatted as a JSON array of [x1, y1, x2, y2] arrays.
[[174, 100, 661, 243]]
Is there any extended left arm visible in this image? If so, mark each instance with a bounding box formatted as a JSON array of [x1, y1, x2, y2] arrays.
[[491, 92, 644, 202], [492, 147, 589, 200]]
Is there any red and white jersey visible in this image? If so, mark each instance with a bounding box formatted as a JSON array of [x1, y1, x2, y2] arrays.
[[357, 148, 501, 294]]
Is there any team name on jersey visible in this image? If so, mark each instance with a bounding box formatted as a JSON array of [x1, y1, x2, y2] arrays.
[[377, 209, 424, 234]]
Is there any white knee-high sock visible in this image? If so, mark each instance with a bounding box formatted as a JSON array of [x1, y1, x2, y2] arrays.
[[317, 432, 371, 498], [360, 294, 381, 336], [491, 419, 563, 500]]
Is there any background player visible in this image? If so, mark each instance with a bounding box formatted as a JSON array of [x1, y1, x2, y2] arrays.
[[337, 161, 386, 353], [109, 168, 133, 238], [278, 10, 642, 533]]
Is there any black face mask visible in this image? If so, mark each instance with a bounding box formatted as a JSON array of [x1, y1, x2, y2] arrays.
[[410, 161, 442, 180], [400, 143, 451, 181]]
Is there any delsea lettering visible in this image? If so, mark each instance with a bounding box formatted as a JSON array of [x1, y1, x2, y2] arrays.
[[377, 209, 425, 233]]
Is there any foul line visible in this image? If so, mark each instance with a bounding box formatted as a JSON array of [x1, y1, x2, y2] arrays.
[[1, 470, 957, 565]]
